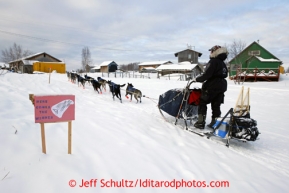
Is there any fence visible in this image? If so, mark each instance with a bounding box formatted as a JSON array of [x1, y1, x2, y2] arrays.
[[230, 67, 280, 83], [101, 72, 152, 79], [96, 71, 195, 81]]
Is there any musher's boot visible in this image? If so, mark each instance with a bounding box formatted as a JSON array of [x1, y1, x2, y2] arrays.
[[207, 117, 217, 128], [194, 114, 206, 129]]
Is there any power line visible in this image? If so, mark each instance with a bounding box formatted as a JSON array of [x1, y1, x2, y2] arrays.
[[0, 14, 176, 52], [0, 14, 143, 40], [0, 29, 137, 52]]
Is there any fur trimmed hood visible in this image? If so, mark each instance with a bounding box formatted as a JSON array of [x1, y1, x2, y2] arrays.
[[210, 47, 228, 58]]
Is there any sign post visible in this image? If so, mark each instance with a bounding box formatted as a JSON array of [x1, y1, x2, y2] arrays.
[[40, 123, 46, 154], [30, 94, 75, 154], [68, 121, 72, 154], [49, 66, 52, 84]]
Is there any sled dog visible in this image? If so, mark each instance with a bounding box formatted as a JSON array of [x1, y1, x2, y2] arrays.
[[125, 83, 142, 103], [97, 77, 107, 91], [107, 80, 126, 103]]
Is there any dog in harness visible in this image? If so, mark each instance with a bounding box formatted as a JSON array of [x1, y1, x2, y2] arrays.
[[76, 74, 86, 89], [107, 80, 126, 103], [90, 79, 102, 94], [97, 77, 107, 91], [84, 74, 94, 85], [125, 83, 142, 103]]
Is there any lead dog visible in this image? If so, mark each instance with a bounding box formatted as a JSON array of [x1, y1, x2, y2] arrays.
[[125, 83, 142, 103], [107, 80, 126, 103]]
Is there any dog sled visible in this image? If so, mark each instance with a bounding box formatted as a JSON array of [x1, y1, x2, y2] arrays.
[[158, 81, 260, 147], [158, 80, 201, 128]]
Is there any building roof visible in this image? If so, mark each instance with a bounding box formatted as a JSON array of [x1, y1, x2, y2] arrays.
[[8, 52, 62, 63], [99, 61, 117, 67], [156, 62, 198, 71], [174, 49, 202, 57], [229, 41, 281, 63], [139, 61, 172, 66]]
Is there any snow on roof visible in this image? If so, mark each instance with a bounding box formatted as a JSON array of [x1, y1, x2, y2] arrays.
[[22, 60, 39, 65], [139, 61, 172, 66], [9, 52, 46, 63], [33, 61, 65, 64], [156, 63, 198, 71], [99, 61, 114, 67], [255, 56, 281, 62], [91, 66, 100, 70], [178, 61, 192, 65], [9, 52, 62, 63], [142, 67, 156, 70], [22, 60, 65, 65]]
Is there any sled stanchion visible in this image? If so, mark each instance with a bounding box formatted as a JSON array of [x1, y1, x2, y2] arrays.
[[175, 80, 191, 126], [226, 111, 235, 147], [174, 119, 178, 125]]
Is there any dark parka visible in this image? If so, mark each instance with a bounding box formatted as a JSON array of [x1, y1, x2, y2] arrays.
[[196, 52, 228, 92], [195, 48, 228, 118]]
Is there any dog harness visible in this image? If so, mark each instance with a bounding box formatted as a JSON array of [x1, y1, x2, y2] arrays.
[[127, 85, 136, 92], [110, 82, 117, 92]]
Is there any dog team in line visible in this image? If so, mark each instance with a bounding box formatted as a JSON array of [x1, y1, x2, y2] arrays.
[[66, 72, 142, 103]]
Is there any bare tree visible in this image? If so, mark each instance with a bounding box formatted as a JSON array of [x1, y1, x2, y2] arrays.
[[81, 47, 92, 72], [228, 39, 246, 61], [117, 62, 140, 72], [286, 67, 289, 73], [118, 64, 126, 71], [226, 40, 247, 85], [1, 43, 33, 63]]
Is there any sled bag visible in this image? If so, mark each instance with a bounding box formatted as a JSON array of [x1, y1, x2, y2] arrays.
[[232, 117, 259, 141], [158, 89, 184, 117], [188, 89, 202, 106]]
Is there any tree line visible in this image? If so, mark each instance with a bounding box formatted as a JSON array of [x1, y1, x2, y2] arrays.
[[1, 43, 33, 64]]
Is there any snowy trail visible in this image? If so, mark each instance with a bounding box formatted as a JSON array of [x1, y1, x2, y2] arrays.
[[1, 72, 289, 193], [102, 74, 289, 177]]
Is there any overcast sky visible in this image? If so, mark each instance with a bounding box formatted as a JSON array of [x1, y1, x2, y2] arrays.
[[0, 0, 288, 70]]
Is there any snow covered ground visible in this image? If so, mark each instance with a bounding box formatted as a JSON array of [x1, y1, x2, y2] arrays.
[[0, 70, 289, 193]]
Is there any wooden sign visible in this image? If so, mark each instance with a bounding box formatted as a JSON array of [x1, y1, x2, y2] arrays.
[[34, 95, 75, 123], [30, 94, 75, 154]]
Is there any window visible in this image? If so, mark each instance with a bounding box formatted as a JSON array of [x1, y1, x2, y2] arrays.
[[230, 64, 241, 71], [248, 50, 260, 56], [188, 54, 191, 59]]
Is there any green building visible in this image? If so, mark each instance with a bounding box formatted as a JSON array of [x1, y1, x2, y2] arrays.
[[229, 41, 282, 81]]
